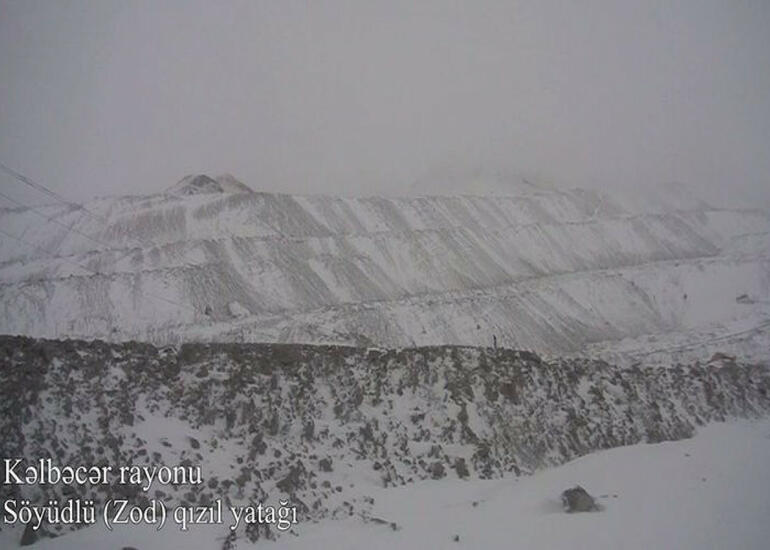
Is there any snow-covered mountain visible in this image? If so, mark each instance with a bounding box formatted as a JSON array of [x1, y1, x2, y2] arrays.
[[166, 174, 256, 196], [0, 175, 768, 364], [1, 175, 769, 547]]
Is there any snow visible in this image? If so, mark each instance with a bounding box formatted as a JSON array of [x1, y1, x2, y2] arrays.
[[1, 181, 767, 365], [228, 301, 250, 318], [5, 418, 768, 550], [322, 420, 770, 550]]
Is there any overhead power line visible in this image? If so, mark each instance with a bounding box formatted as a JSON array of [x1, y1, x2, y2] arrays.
[[0, 226, 198, 315], [0, 161, 72, 205], [0, 160, 159, 251], [0, 160, 206, 318], [0, 189, 136, 256]]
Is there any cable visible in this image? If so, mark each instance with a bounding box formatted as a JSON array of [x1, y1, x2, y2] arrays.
[[0, 226, 199, 315], [0, 161, 70, 205], [0, 160, 160, 251], [0, 161, 205, 317], [0, 189, 137, 257]]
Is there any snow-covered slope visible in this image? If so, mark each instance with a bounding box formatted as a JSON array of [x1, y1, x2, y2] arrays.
[[15, 418, 767, 550], [0, 176, 767, 363], [1, 336, 768, 547]]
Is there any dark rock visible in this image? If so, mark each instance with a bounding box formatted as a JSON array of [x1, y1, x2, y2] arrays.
[[430, 461, 446, 479], [561, 486, 597, 512], [319, 457, 333, 472], [20, 523, 37, 546], [276, 463, 306, 493], [303, 420, 315, 440], [454, 457, 469, 478]]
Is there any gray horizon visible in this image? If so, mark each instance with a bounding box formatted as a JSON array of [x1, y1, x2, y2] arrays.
[[1, 0, 768, 206]]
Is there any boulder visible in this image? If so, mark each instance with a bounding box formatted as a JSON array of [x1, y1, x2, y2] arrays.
[[20, 523, 39, 546], [561, 485, 597, 512]]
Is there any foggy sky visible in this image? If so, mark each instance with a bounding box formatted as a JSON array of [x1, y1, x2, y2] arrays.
[[1, 0, 769, 205]]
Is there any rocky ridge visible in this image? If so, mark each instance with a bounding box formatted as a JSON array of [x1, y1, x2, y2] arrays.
[[1, 335, 768, 544]]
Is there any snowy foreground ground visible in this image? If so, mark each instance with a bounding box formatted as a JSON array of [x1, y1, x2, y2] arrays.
[[3, 418, 770, 550]]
